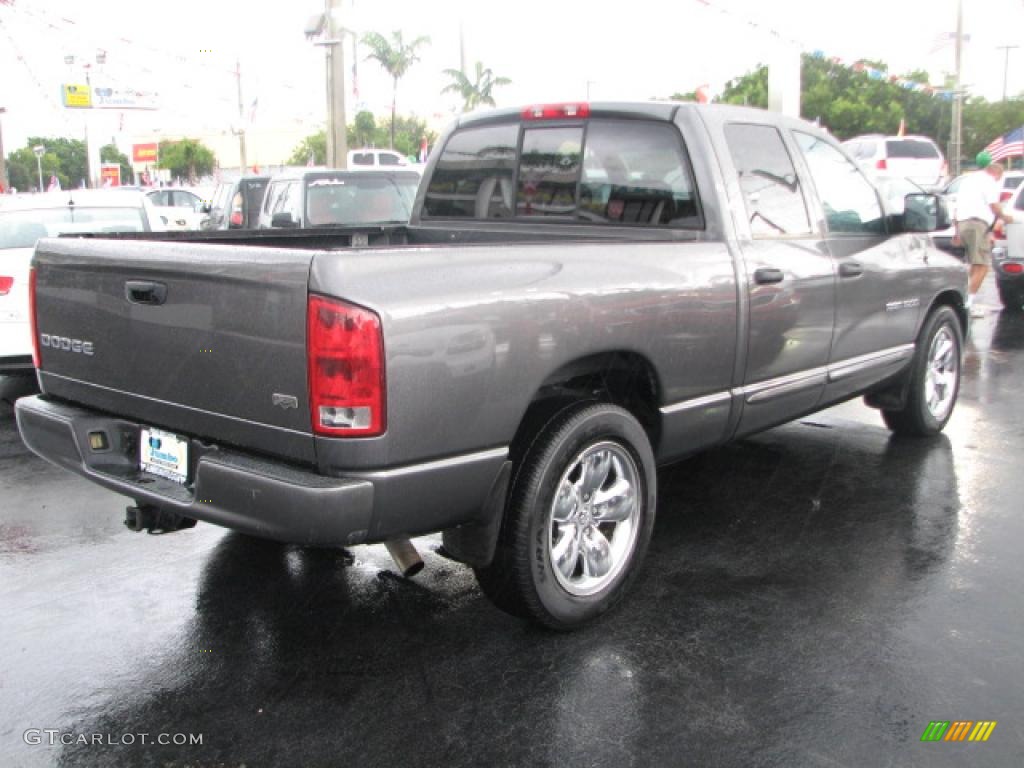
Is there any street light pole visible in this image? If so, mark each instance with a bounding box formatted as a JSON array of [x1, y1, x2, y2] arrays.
[[997, 45, 1019, 101], [33, 145, 45, 193], [235, 59, 248, 172], [950, 0, 963, 178], [0, 107, 8, 191], [326, 0, 347, 168]]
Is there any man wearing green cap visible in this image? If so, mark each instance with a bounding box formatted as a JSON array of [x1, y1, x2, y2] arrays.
[[976, 150, 992, 168], [954, 161, 1014, 316]]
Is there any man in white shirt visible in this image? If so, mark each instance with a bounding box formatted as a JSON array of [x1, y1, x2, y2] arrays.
[[954, 162, 1015, 315]]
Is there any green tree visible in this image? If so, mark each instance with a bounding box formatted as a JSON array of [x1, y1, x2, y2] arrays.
[[157, 138, 215, 183], [361, 30, 430, 149], [287, 130, 326, 166], [4, 137, 85, 191], [352, 111, 377, 147], [714, 55, 1024, 169], [387, 114, 437, 158], [441, 61, 511, 112], [100, 144, 132, 186]]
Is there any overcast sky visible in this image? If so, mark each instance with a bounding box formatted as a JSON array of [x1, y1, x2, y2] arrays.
[[1, 0, 1021, 163]]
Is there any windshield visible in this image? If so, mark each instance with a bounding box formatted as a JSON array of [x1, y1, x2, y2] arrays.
[[0, 207, 148, 249], [304, 176, 417, 226]]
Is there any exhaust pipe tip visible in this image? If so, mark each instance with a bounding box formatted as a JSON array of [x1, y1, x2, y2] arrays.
[[384, 538, 424, 578]]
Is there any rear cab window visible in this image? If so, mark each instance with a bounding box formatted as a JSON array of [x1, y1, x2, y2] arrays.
[[422, 115, 702, 229]]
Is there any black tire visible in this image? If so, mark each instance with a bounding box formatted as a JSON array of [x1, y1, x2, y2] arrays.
[[996, 280, 1024, 312], [882, 305, 962, 437], [474, 402, 657, 630]]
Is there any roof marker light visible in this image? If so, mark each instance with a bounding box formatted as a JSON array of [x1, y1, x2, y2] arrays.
[[522, 103, 591, 121]]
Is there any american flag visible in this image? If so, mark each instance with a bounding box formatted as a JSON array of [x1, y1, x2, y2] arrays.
[[984, 126, 1024, 162]]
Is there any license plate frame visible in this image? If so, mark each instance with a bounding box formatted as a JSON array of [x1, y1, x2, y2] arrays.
[[139, 427, 190, 485]]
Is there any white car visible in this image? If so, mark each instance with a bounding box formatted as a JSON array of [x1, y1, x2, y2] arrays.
[[994, 181, 1024, 310], [145, 187, 207, 230], [0, 190, 163, 393], [843, 134, 947, 189]]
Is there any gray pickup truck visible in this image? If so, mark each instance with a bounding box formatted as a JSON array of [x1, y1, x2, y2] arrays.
[[16, 102, 967, 629]]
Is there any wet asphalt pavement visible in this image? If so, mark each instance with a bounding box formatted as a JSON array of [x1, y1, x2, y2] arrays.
[[2, 285, 1024, 768]]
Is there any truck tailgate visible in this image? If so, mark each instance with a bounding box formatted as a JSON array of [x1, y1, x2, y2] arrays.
[[33, 238, 316, 464]]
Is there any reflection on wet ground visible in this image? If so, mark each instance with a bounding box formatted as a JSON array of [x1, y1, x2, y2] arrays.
[[2, 290, 1023, 767]]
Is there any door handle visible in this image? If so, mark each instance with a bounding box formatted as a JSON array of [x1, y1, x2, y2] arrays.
[[125, 280, 167, 305], [753, 267, 785, 285], [839, 262, 864, 278]]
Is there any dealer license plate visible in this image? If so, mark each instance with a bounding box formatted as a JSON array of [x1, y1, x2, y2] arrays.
[[139, 427, 190, 484]]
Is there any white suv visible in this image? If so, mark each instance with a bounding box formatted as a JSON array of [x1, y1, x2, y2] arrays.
[[843, 134, 948, 189]]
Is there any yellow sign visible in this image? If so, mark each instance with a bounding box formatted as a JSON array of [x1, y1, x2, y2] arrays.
[[62, 84, 92, 109]]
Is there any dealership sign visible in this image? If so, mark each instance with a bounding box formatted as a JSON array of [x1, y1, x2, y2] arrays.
[[92, 86, 159, 110], [100, 163, 121, 187], [62, 84, 92, 108], [61, 83, 160, 110], [132, 143, 158, 164]]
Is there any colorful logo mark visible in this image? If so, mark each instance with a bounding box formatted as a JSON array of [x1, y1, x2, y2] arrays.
[[921, 721, 997, 742]]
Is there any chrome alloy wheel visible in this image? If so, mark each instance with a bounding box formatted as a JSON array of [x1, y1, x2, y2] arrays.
[[925, 326, 958, 422], [548, 441, 641, 597]]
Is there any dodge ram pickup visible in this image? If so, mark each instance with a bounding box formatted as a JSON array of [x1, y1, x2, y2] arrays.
[[16, 102, 967, 629]]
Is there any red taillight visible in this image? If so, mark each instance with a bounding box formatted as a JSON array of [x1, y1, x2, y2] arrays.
[[228, 210, 243, 227], [522, 102, 590, 120], [307, 294, 385, 436], [876, 158, 888, 171], [1000, 190, 1012, 203], [0, 276, 12, 296], [1003, 262, 1023, 274], [29, 268, 40, 369]]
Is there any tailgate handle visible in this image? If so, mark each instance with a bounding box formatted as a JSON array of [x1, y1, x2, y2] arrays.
[[125, 280, 167, 305]]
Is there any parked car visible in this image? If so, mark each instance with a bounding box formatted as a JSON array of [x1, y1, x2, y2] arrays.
[[347, 147, 420, 172], [258, 169, 419, 228], [843, 134, 948, 189], [1, 190, 163, 398], [145, 187, 206, 230], [18, 102, 965, 629], [993, 181, 1024, 310], [201, 176, 270, 230]]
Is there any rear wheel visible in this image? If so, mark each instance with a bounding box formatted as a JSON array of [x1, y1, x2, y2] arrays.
[[997, 280, 1024, 312], [474, 402, 656, 629], [882, 305, 962, 437]]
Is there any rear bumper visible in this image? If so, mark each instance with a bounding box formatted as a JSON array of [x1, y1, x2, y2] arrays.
[[15, 395, 509, 546], [0, 355, 34, 375]]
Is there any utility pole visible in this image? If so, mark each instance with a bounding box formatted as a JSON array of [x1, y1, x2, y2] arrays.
[[0, 107, 7, 191], [950, 0, 963, 178], [997, 45, 1019, 101], [235, 59, 248, 173], [325, 0, 347, 168]]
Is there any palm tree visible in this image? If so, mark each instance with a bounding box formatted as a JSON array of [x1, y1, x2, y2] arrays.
[[441, 61, 512, 113], [361, 30, 430, 149]]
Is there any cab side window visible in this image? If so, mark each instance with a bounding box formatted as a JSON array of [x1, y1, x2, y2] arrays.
[[794, 131, 885, 235], [723, 123, 812, 238]]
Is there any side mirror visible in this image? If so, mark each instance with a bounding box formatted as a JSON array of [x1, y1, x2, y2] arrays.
[[903, 193, 950, 233], [271, 211, 298, 228], [200, 203, 212, 214]]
